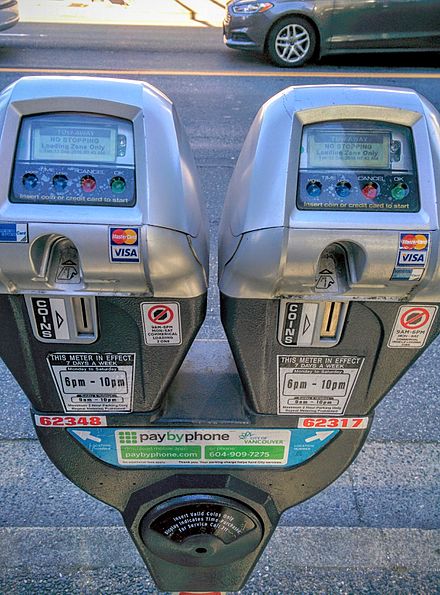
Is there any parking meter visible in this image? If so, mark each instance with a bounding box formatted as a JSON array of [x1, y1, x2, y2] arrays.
[[0, 76, 217, 588], [217, 85, 440, 587]]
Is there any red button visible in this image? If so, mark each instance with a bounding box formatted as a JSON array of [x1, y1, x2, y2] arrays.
[[81, 175, 96, 193], [361, 182, 379, 200]]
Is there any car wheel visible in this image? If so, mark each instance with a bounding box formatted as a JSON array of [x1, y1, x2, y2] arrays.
[[267, 17, 316, 67]]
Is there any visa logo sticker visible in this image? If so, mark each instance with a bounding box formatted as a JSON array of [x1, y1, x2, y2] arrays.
[[109, 227, 140, 262], [397, 251, 427, 266]]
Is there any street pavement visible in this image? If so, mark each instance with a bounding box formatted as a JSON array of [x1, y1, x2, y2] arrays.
[[0, 4, 439, 594]]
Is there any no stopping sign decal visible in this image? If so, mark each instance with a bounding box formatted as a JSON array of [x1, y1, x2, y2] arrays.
[[388, 305, 437, 349], [141, 302, 182, 345]]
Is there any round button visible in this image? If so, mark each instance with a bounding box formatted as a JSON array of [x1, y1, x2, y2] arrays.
[[81, 175, 97, 193], [391, 182, 409, 201], [335, 180, 352, 198], [361, 181, 380, 200], [52, 174, 68, 192], [22, 173, 38, 190], [110, 176, 126, 194], [306, 180, 322, 197]]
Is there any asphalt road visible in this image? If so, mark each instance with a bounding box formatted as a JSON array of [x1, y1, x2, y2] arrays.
[[0, 21, 439, 595]]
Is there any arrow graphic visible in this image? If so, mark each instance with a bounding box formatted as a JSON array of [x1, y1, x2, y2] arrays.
[[302, 314, 311, 335], [72, 430, 102, 443], [55, 311, 64, 329], [305, 431, 334, 443]]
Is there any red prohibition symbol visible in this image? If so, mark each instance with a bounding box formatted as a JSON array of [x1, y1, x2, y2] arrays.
[[400, 307, 430, 330], [147, 304, 174, 325]]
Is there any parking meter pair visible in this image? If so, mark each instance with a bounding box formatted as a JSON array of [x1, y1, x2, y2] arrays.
[[1, 77, 439, 592]]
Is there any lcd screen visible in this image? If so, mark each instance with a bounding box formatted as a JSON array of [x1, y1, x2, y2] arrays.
[[31, 122, 117, 163], [308, 130, 390, 169]]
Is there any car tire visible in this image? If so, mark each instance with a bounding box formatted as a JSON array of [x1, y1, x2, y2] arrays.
[[266, 16, 316, 67]]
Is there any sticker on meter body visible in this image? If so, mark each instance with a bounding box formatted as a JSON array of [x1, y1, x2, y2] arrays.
[[47, 352, 135, 413], [298, 416, 369, 429], [277, 354, 364, 415], [67, 427, 339, 468], [391, 232, 430, 280], [35, 414, 107, 427], [29, 297, 70, 341], [388, 305, 437, 349], [0, 223, 28, 243], [109, 227, 139, 262], [141, 302, 182, 345], [278, 302, 318, 346]]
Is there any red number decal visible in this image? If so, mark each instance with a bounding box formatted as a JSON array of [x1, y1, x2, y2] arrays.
[[90, 416, 102, 426], [327, 418, 339, 428], [52, 417, 64, 426], [64, 417, 77, 426], [39, 416, 52, 426], [352, 418, 364, 428], [76, 417, 88, 426], [315, 418, 327, 427], [302, 418, 315, 428]]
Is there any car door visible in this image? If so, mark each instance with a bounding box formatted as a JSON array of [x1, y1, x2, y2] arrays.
[[328, 0, 440, 50]]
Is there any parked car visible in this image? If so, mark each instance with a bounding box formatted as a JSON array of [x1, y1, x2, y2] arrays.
[[0, 0, 19, 32], [223, 0, 440, 67]]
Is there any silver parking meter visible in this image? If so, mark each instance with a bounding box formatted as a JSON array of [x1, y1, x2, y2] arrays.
[[217, 85, 440, 586], [0, 76, 213, 588], [0, 75, 208, 414]]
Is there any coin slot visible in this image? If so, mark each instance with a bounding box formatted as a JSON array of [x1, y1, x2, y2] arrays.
[[320, 301, 342, 339]]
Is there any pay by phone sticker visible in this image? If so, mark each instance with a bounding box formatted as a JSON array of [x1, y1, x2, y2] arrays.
[[47, 352, 135, 413], [277, 355, 364, 415], [66, 427, 339, 469], [109, 227, 140, 262], [0, 223, 28, 243], [141, 302, 182, 346], [388, 305, 437, 349]]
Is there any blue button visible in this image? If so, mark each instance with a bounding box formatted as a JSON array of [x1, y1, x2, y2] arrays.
[[53, 174, 68, 192], [22, 173, 38, 190], [336, 181, 351, 198], [306, 180, 322, 197]]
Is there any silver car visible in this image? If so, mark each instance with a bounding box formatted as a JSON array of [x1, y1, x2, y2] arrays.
[[0, 0, 19, 32], [223, 0, 440, 67]]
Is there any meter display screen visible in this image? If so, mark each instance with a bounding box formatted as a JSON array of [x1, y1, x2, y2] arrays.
[[308, 130, 390, 169], [10, 113, 136, 207], [31, 122, 117, 163], [296, 120, 420, 213]]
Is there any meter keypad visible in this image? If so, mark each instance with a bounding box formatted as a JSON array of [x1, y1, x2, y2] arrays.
[[12, 162, 135, 207], [297, 120, 420, 213], [298, 170, 419, 212], [10, 113, 136, 207]]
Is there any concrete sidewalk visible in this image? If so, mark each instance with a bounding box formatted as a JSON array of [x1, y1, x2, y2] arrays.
[[19, 0, 225, 27]]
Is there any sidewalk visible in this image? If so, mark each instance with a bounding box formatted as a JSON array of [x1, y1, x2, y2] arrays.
[[19, 0, 225, 27]]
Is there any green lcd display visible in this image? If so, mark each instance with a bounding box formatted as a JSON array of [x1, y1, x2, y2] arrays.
[[32, 123, 117, 163], [308, 130, 390, 169]]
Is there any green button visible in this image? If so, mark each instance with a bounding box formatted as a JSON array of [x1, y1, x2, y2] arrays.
[[111, 176, 126, 194], [391, 183, 409, 201]]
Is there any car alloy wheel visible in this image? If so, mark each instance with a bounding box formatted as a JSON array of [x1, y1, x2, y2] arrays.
[[267, 17, 316, 67]]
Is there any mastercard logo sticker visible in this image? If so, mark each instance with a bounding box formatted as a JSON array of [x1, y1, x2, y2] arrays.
[[400, 233, 429, 251], [111, 228, 138, 245]]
